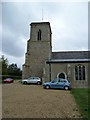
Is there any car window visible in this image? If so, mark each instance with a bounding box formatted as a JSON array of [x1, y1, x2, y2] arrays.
[[58, 79, 61, 82], [28, 77, 39, 79], [51, 79, 58, 83], [58, 79, 66, 82], [33, 77, 38, 79], [28, 77, 32, 80], [64, 80, 67, 82]]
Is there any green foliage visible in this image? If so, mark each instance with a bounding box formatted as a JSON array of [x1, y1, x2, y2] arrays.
[[7, 63, 22, 76], [1, 55, 8, 75], [71, 88, 88, 118], [1, 55, 22, 79]]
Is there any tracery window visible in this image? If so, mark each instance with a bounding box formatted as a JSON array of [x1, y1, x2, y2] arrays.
[[75, 65, 85, 80], [37, 29, 41, 40]]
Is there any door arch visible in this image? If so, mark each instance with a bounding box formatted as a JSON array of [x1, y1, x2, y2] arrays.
[[57, 72, 67, 79]]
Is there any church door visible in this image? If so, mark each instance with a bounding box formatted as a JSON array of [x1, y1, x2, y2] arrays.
[[58, 73, 65, 79]]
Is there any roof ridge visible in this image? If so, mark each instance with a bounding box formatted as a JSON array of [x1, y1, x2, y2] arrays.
[[52, 51, 89, 53], [52, 51, 89, 59]]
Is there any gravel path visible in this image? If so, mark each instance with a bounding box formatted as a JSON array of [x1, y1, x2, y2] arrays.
[[2, 81, 82, 118]]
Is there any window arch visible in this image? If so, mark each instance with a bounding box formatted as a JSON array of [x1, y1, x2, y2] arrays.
[[37, 29, 41, 40], [75, 65, 85, 80], [57, 72, 67, 79]]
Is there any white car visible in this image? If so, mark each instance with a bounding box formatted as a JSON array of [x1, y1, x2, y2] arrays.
[[22, 77, 41, 85]]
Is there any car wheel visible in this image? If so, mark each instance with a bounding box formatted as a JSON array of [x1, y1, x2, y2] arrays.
[[64, 86, 69, 90], [37, 82, 40, 85], [46, 85, 50, 89], [24, 81, 27, 84]]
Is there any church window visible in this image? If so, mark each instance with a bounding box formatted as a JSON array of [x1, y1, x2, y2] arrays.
[[75, 66, 78, 80], [79, 66, 81, 80], [82, 66, 85, 80], [37, 29, 41, 40], [75, 65, 85, 80]]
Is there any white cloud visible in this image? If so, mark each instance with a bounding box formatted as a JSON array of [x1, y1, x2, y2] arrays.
[[1, 52, 24, 69], [2, 2, 88, 67], [1, 0, 89, 2], [2, 25, 27, 57], [49, 3, 88, 51]]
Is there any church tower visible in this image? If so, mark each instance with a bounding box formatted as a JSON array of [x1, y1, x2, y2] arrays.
[[22, 22, 52, 79]]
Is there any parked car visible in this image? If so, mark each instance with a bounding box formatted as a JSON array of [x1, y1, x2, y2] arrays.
[[43, 78, 71, 90], [22, 77, 41, 85], [3, 78, 14, 83]]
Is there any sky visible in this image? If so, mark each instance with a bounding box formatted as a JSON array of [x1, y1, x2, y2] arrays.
[[0, 0, 89, 69]]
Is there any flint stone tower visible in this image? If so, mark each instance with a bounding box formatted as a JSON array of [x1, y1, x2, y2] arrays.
[[22, 22, 52, 79]]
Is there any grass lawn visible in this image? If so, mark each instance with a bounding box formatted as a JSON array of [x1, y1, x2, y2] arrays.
[[71, 88, 88, 118]]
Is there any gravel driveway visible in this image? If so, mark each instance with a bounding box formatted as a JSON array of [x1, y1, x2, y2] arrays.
[[2, 81, 82, 118]]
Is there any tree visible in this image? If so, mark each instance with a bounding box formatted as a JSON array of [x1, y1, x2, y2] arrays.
[[0, 55, 22, 79], [1, 55, 8, 75], [7, 63, 22, 76]]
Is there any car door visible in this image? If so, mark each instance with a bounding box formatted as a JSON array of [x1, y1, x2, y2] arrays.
[[28, 77, 33, 83], [33, 77, 37, 83], [58, 79, 65, 88], [30, 77, 35, 83], [50, 79, 58, 88], [27, 77, 31, 83]]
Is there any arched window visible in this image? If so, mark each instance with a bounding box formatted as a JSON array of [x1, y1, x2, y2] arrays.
[[75, 66, 78, 80], [37, 29, 41, 40], [75, 65, 85, 80], [82, 66, 85, 80], [79, 66, 81, 80]]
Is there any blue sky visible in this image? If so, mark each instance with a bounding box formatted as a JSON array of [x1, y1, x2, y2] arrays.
[[0, 1, 88, 68]]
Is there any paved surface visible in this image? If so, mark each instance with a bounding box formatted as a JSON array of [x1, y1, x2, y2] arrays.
[[2, 81, 82, 118]]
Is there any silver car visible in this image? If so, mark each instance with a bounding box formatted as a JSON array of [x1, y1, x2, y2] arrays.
[[22, 77, 41, 85]]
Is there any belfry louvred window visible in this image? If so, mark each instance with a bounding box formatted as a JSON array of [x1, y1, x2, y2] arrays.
[[37, 29, 41, 40], [75, 65, 85, 80]]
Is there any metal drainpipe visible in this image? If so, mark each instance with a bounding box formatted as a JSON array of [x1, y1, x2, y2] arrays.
[[49, 63, 51, 82]]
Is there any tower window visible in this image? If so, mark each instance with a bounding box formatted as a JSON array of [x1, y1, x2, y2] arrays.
[[37, 29, 41, 40]]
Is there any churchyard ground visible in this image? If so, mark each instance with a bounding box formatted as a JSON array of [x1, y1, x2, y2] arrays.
[[2, 80, 83, 118], [71, 88, 88, 118]]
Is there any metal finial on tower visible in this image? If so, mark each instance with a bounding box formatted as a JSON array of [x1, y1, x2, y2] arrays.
[[42, 8, 43, 21]]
